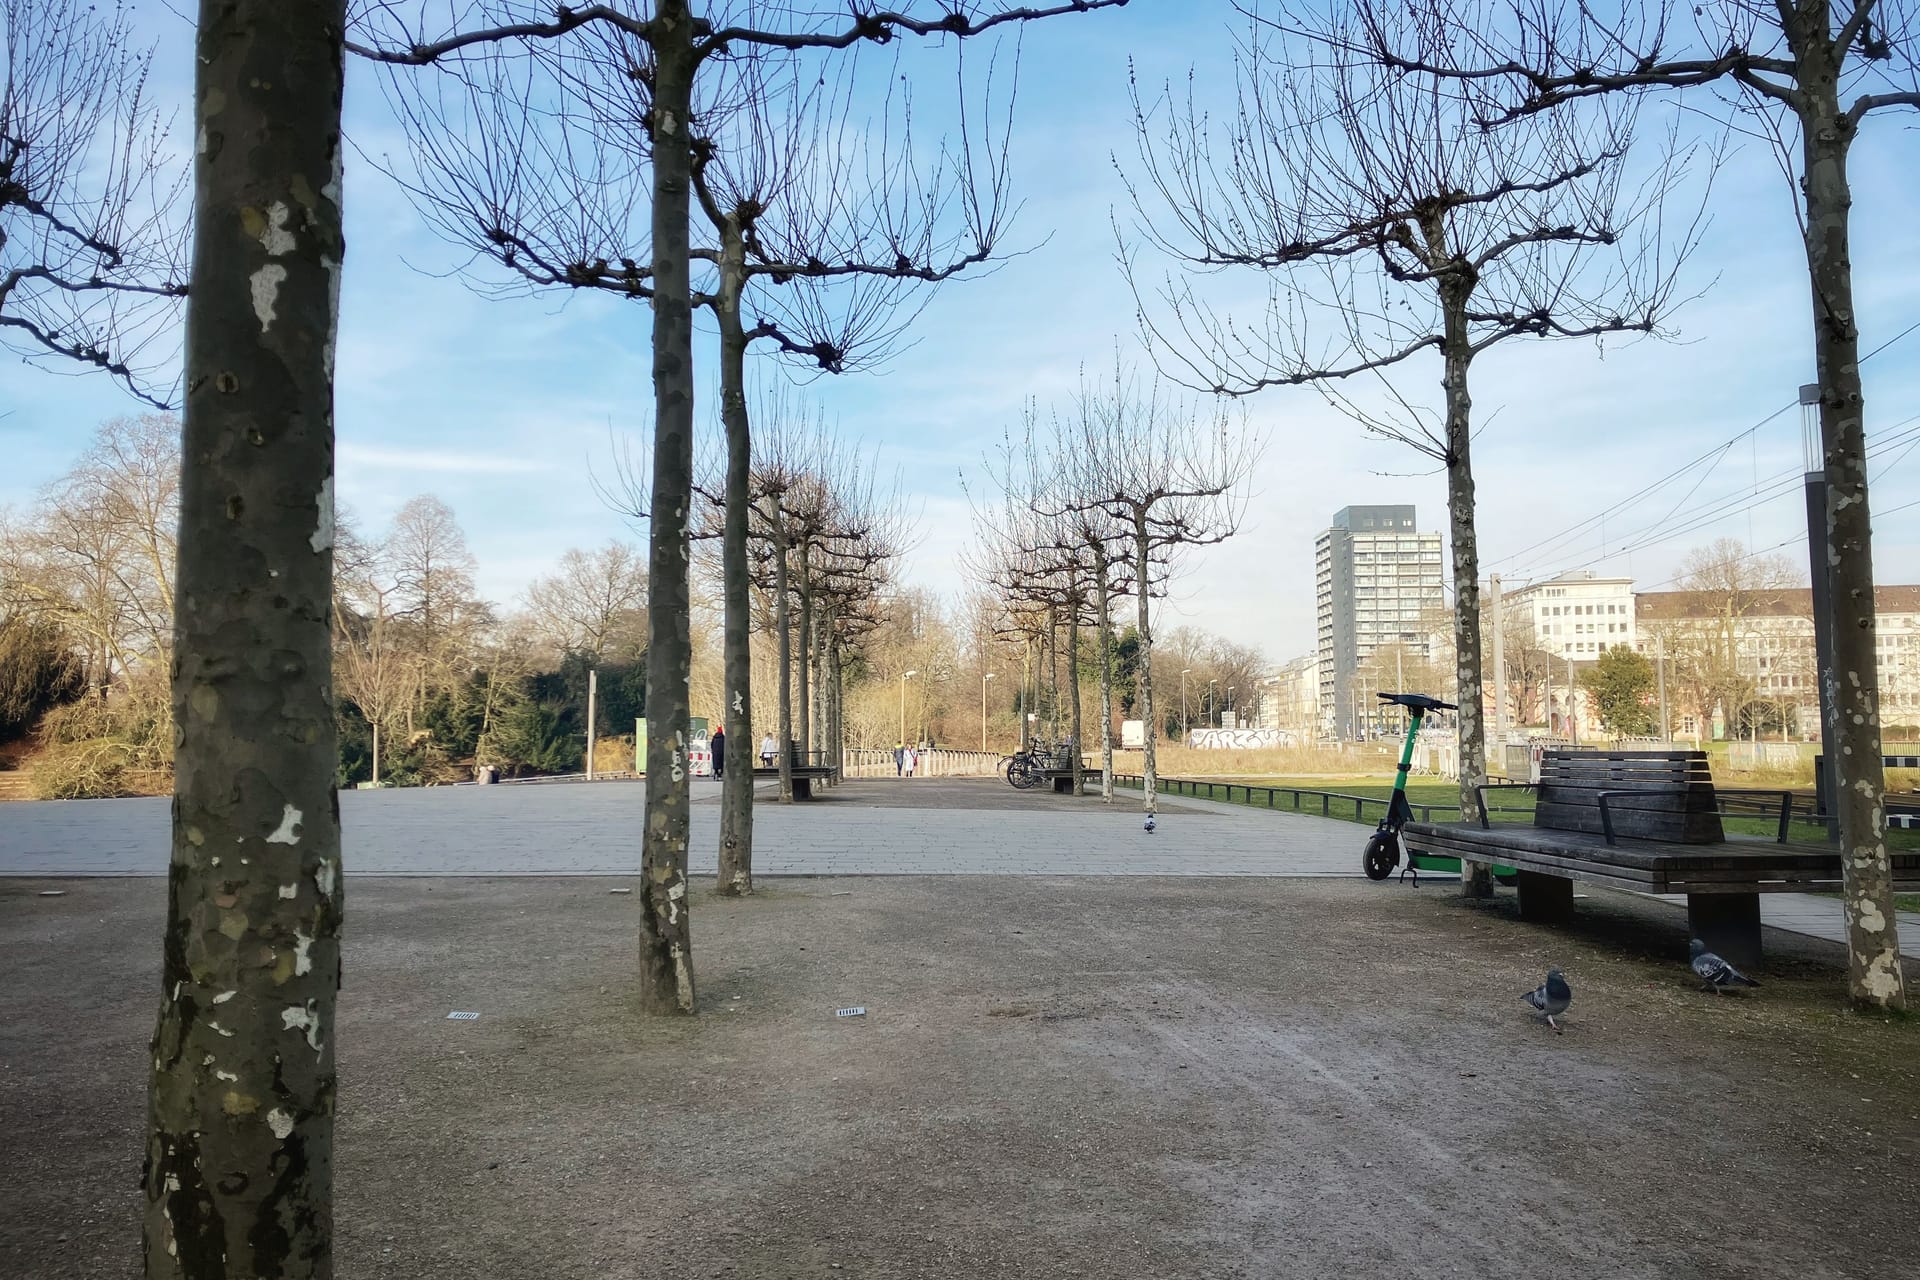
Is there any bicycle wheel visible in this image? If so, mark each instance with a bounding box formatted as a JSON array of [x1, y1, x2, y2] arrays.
[[1010, 760, 1041, 790]]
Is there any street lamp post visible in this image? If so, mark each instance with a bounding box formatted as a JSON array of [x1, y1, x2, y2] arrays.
[[1207, 678, 1218, 728], [1181, 668, 1192, 740], [981, 672, 996, 753], [900, 670, 918, 747]]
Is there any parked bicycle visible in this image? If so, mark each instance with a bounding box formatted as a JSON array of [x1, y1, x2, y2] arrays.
[[1000, 741, 1060, 790]]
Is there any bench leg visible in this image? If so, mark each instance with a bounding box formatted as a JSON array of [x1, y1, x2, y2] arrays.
[[793, 778, 812, 801], [1053, 774, 1072, 794], [1687, 893, 1762, 970], [1516, 871, 1576, 925]]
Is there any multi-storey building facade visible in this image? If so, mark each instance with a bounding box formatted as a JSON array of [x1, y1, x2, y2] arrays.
[[1504, 571, 1638, 660], [1634, 584, 1920, 739], [1315, 505, 1444, 739], [1258, 654, 1320, 737]]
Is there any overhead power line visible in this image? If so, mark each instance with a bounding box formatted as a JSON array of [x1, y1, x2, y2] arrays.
[[1491, 319, 1920, 578]]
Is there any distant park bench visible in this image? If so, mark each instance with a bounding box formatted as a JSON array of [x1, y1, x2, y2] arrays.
[[1032, 746, 1101, 794], [1404, 749, 1920, 967], [745, 747, 835, 800]]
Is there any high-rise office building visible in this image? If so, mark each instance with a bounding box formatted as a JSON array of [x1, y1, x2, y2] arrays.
[[1315, 505, 1445, 739]]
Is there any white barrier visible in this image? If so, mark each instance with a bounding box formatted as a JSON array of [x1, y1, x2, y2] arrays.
[[842, 748, 1004, 778]]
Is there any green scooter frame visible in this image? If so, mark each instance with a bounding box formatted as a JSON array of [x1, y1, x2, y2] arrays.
[[1361, 692, 1516, 884]]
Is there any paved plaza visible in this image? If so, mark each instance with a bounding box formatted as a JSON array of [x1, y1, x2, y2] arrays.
[[0, 776, 1366, 877], [2, 775, 1914, 952]]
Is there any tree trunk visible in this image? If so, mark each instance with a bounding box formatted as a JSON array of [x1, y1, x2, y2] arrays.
[[714, 220, 753, 897], [1800, 68, 1903, 1008], [1019, 638, 1031, 750], [145, 1, 346, 1272], [814, 611, 829, 770], [797, 547, 812, 761], [1132, 508, 1157, 811], [828, 636, 845, 782], [1046, 604, 1059, 741], [813, 607, 831, 784], [1068, 594, 1084, 795], [1439, 282, 1493, 898], [770, 503, 794, 802], [638, 5, 697, 1013], [1096, 557, 1115, 802], [371, 721, 381, 786]]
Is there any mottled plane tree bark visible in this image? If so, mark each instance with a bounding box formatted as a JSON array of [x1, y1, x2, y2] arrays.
[[144, 0, 346, 1273], [1352, 0, 1914, 1006], [1122, 2, 1704, 890]]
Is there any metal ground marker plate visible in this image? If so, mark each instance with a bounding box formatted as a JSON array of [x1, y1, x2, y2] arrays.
[[446, 1011, 481, 1021], [834, 1007, 867, 1018]]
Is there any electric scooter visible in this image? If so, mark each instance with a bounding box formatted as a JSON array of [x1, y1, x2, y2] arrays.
[[1362, 691, 1456, 883]]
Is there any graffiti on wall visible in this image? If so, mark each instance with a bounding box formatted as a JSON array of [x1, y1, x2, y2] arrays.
[[1186, 728, 1295, 750]]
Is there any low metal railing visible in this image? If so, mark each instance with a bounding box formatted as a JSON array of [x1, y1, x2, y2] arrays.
[[1110, 773, 1462, 823]]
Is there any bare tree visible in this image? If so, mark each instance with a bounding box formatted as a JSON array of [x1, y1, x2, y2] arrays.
[[1352, 0, 1912, 1004], [523, 540, 649, 662], [333, 521, 421, 785], [1123, 1, 1701, 888], [1044, 361, 1255, 812], [144, 0, 345, 1272], [1, 0, 187, 406], [0, 413, 179, 688], [971, 415, 1146, 797], [362, 0, 1126, 1013], [1640, 537, 1804, 736]]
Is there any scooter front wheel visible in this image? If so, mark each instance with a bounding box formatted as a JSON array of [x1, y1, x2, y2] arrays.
[[1362, 831, 1399, 881]]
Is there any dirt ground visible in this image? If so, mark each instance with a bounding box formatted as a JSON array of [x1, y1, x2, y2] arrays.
[[3, 874, 1918, 1279]]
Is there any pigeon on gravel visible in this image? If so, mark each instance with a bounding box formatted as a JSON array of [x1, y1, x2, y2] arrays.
[[1143, 812, 1156, 835], [1689, 939, 1760, 994], [1523, 968, 1572, 1032]]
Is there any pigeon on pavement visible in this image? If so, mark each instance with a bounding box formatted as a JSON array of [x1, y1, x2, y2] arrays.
[[1689, 939, 1760, 994], [1523, 968, 1572, 1032], [1143, 812, 1156, 835]]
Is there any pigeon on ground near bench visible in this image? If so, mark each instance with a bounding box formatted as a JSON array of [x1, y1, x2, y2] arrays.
[[1689, 939, 1760, 994], [1144, 812, 1156, 835], [1523, 968, 1572, 1032]]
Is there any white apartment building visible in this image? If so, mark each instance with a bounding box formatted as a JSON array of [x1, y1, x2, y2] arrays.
[[1503, 571, 1638, 660], [1258, 654, 1320, 737]]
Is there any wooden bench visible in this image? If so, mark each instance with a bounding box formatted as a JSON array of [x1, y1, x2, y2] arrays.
[[746, 765, 834, 799], [1404, 749, 1920, 967], [1036, 749, 1101, 794]]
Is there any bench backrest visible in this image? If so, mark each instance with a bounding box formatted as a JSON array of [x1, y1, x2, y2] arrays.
[[1534, 750, 1724, 844]]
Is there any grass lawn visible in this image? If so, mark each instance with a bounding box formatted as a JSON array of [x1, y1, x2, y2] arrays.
[[1127, 771, 1920, 851]]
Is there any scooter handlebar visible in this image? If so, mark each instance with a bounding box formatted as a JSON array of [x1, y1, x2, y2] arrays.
[[1376, 691, 1457, 712]]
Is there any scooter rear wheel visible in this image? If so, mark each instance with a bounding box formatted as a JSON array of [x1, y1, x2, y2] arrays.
[[1362, 831, 1398, 881]]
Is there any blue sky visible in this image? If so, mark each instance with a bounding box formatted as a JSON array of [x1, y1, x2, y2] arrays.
[[4, 1, 1917, 662]]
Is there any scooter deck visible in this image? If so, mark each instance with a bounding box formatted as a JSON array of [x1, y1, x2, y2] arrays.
[[1408, 851, 1519, 882]]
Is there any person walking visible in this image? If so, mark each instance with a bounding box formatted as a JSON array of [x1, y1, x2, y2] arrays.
[[893, 741, 905, 776], [709, 726, 725, 779], [760, 733, 777, 769], [903, 744, 919, 778]]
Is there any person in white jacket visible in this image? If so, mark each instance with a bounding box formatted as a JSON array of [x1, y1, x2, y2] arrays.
[[760, 733, 777, 768]]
